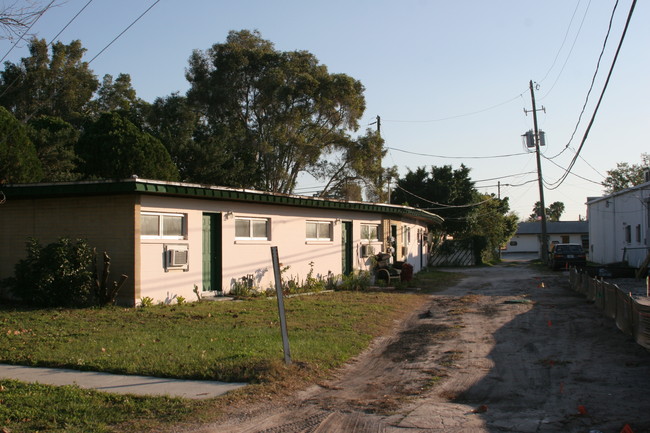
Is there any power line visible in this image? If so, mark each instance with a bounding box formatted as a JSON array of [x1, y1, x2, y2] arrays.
[[546, 0, 620, 160], [473, 171, 538, 184], [538, 0, 592, 99], [0, 0, 57, 64], [382, 91, 527, 123], [48, 0, 94, 43], [394, 184, 495, 209], [87, 0, 160, 65], [387, 147, 528, 160], [542, 156, 603, 185], [0, 0, 94, 102], [538, 0, 586, 84], [546, 0, 637, 190]]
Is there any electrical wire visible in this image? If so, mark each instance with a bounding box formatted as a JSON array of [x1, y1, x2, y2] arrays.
[[382, 90, 527, 123], [546, 0, 637, 190], [546, 0, 619, 160], [473, 171, 538, 184], [538, 0, 585, 84], [0, 0, 94, 102], [543, 156, 603, 185], [87, 0, 160, 65], [0, 0, 57, 64], [539, 0, 592, 99], [0, 0, 161, 150], [394, 184, 495, 209], [48, 0, 94, 44], [387, 147, 528, 160]]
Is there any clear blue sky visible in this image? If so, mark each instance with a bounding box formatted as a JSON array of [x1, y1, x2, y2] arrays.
[[4, 0, 648, 220]]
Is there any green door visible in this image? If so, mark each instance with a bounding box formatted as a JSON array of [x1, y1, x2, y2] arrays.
[[342, 221, 353, 275], [202, 213, 222, 293]]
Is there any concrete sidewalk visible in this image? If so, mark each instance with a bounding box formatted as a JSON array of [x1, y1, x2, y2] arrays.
[[0, 364, 246, 400]]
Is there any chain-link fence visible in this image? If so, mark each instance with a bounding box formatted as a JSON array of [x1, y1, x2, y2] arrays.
[[569, 268, 650, 350]]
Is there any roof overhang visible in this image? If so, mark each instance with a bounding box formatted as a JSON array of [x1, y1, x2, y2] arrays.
[[2, 178, 444, 226]]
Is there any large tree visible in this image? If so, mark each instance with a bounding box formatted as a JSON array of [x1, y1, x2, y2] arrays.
[[313, 129, 389, 201], [27, 115, 80, 181], [89, 73, 139, 116], [0, 106, 42, 183], [75, 112, 179, 181], [602, 153, 649, 194], [185, 30, 366, 193], [466, 194, 519, 262], [528, 201, 565, 222], [391, 165, 477, 236], [0, 38, 98, 123]]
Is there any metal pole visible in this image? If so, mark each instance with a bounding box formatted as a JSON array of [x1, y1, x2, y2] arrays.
[[270, 246, 292, 364], [529, 80, 549, 264]]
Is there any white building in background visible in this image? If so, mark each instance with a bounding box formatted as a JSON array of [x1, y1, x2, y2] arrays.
[[503, 221, 589, 255], [587, 173, 650, 267]]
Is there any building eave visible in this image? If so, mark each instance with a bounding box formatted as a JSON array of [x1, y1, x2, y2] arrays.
[[2, 178, 444, 225]]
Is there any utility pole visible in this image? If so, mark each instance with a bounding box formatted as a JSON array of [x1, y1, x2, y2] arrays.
[[370, 115, 381, 136], [524, 80, 549, 264]]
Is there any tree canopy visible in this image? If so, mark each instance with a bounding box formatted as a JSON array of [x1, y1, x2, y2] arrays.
[[528, 201, 565, 222], [0, 39, 98, 124], [0, 106, 42, 183], [392, 165, 476, 236], [601, 153, 649, 194], [28, 115, 80, 182], [392, 165, 517, 262], [0, 31, 389, 202], [185, 30, 366, 193], [76, 112, 179, 181]]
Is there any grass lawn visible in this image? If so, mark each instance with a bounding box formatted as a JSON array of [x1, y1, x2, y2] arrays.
[[0, 269, 463, 432]]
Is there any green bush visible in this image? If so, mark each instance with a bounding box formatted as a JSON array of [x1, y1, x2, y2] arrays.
[[338, 271, 371, 291], [6, 238, 96, 307]]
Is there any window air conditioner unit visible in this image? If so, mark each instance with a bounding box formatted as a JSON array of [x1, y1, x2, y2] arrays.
[[168, 249, 188, 266], [360, 244, 375, 258], [164, 244, 189, 272]]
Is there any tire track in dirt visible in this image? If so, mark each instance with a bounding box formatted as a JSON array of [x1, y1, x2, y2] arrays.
[[186, 263, 650, 433]]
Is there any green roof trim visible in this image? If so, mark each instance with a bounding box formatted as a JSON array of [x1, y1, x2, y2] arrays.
[[2, 179, 443, 225]]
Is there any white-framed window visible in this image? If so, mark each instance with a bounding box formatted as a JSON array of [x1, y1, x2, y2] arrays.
[[235, 217, 269, 240], [306, 221, 332, 241], [141, 212, 186, 239], [402, 226, 411, 245], [361, 223, 379, 241]]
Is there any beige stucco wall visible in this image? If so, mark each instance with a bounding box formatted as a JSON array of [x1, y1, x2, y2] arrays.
[[0, 195, 138, 305], [138, 195, 431, 304], [0, 191, 432, 307]]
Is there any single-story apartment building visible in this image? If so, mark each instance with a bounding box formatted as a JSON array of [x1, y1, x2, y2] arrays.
[[0, 179, 442, 306], [502, 221, 589, 255], [587, 178, 649, 267]]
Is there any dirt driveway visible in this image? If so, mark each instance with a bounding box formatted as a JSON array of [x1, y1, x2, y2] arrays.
[[189, 260, 650, 433]]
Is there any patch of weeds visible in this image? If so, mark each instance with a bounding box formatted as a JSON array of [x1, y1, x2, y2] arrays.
[[439, 350, 463, 367], [479, 304, 499, 316], [139, 297, 154, 308]]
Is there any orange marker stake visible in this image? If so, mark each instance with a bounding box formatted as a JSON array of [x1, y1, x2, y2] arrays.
[[577, 405, 588, 415], [620, 424, 635, 433]]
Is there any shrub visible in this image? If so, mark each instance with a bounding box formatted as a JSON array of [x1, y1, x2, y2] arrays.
[[338, 271, 371, 291], [7, 238, 96, 307]]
